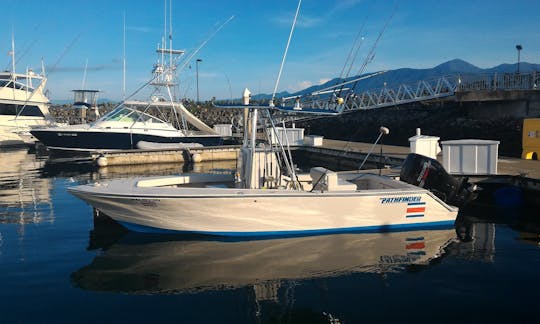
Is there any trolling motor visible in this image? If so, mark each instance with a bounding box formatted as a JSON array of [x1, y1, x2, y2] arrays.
[[399, 153, 478, 207]]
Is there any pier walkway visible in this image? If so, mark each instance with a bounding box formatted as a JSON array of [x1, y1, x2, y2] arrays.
[[85, 138, 540, 180]]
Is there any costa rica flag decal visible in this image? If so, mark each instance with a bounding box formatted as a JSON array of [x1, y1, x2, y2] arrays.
[[405, 201, 425, 218]]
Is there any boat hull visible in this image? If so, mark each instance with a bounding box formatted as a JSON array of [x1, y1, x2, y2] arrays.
[[31, 128, 223, 151], [70, 184, 458, 237]]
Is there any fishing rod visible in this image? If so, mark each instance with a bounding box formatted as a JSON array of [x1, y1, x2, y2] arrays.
[[266, 0, 303, 189], [333, 13, 370, 98], [270, 0, 302, 105], [178, 15, 235, 74], [344, 3, 397, 98]]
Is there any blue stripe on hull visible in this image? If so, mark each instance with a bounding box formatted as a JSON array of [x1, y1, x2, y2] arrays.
[[117, 220, 456, 238]]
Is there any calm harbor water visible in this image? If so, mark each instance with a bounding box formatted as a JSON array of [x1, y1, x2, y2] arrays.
[[0, 148, 539, 323]]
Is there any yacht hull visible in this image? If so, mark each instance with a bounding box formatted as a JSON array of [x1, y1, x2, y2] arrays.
[[31, 128, 223, 151]]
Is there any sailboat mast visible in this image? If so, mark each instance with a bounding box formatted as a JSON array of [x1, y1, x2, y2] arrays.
[[162, 0, 166, 69], [169, 0, 173, 77], [123, 11, 126, 100]]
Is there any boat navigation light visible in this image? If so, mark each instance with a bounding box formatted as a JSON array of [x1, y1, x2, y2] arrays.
[[379, 126, 390, 135]]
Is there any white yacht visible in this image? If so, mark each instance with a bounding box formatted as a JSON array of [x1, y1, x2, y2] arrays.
[[31, 17, 223, 152], [31, 88, 223, 152], [0, 69, 54, 146]]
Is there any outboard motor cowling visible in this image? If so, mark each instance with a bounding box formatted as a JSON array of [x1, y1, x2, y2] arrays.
[[399, 153, 477, 207]]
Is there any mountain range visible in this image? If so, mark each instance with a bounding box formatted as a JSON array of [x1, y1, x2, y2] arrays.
[[51, 59, 539, 104], [250, 59, 540, 101]]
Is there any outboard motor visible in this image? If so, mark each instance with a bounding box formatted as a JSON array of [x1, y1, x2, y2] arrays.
[[399, 153, 477, 207]]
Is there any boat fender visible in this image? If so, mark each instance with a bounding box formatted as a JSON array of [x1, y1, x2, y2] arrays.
[[96, 156, 108, 167], [191, 153, 202, 163]]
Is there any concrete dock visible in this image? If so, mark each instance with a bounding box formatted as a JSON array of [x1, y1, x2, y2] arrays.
[[87, 138, 540, 180], [91, 145, 240, 167]]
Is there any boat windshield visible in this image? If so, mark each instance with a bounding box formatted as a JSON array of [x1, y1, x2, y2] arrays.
[[0, 78, 35, 92], [99, 106, 168, 124]]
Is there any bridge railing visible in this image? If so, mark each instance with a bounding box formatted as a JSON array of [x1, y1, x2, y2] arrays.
[[277, 71, 539, 116], [457, 71, 539, 91]]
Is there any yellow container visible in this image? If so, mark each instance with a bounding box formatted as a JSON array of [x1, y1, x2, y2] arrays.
[[522, 118, 540, 159]]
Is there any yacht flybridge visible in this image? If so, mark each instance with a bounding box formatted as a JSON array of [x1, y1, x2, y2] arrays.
[[0, 69, 54, 147]]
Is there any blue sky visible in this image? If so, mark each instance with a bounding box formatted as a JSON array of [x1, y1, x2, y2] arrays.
[[2, 0, 539, 101]]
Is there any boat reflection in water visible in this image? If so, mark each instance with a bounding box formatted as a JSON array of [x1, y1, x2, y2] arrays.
[[72, 217, 457, 295], [0, 148, 53, 225], [93, 160, 237, 181]]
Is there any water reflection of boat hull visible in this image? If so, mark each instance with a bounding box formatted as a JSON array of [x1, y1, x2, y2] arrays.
[[72, 228, 457, 294], [0, 148, 53, 224], [94, 160, 237, 180]]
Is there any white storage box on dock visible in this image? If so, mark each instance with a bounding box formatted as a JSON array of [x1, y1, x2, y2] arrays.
[[441, 139, 500, 175], [304, 135, 323, 146], [409, 129, 440, 159], [268, 127, 305, 146], [213, 124, 233, 137]]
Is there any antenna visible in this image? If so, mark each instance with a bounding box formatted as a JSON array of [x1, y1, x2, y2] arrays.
[[11, 29, 16, 75], [224, 74, 233, 102], [359, 126, 390, 170], [41, 57, 46, 76], [82, 58, 88, 89]]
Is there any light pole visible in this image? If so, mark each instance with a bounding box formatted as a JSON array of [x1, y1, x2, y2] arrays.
[[516, 45, 522, 73], [196, 58, 202, 103]]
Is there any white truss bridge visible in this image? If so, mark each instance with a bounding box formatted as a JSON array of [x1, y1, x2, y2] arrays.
[[275, 71, 539, 117]]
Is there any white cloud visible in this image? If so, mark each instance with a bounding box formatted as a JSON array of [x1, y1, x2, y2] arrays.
[[318, 78, 331, 85], [288, 80, 313, 92], [330, 0, 364, 14]]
